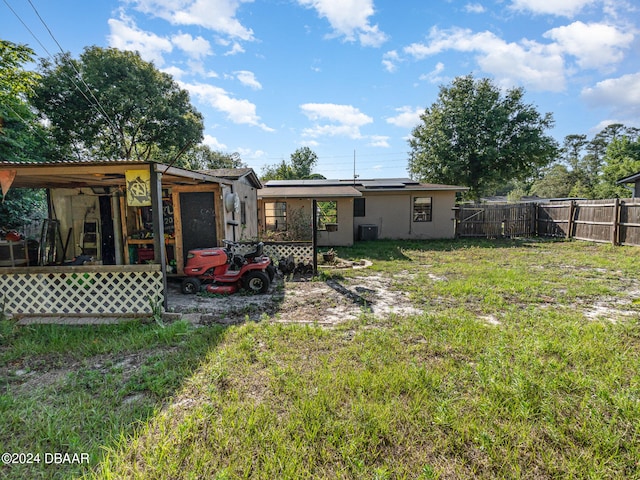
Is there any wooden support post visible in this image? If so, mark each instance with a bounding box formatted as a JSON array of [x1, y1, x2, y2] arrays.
[[567, 201, 576, 239], [150, 164, 168, 311], [612, 197, 620, 246], [312, 199, 318, 275]]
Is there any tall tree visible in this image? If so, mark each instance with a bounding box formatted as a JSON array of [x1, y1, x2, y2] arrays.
[[598, 135, 640, 198], [0, 40, 48, 228], [177, 145, 246, 170], [0, 40, 47, 162], [408, 75, 558, 200], [33, 46, 204, 161], [530, 164, 575, 198], [261, 146, 324, 181]]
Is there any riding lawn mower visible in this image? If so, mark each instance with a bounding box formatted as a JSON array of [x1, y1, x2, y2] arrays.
[[180, 240, 275, 295]]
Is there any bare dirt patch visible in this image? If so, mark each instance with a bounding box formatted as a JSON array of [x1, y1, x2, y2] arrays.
[[166, 272, 424, 326], [580, 289, 640, 323], [2, 349, 175, 398]]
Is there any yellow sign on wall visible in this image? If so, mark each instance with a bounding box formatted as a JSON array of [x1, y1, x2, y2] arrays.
[[125, 169, 152, 207]]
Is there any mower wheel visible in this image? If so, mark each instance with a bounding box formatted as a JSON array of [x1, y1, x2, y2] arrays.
[[243, 270, 270, 293], [181, 277, 202, 294]]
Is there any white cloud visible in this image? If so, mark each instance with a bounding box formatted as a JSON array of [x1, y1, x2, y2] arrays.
[[235, 70, 262, 90], [224, 42, 245, 55], [465, 3, 486, 13], [544, 21, 634, 70], [382, 50, 401, 73], [368, 135, 390, 148], [182, 81, 274, 131], [582, 73, 640, 119], [236, 147, 266, 159], [419, 62, 447, 84], [107, 15, 173, 65], [296, 0, 388, 47], [386, 106, 423, 129], [162, 65, 187, 79], [131, 0, 255, 40], [404, 27, 566, 92], [171, 32, 213, 58], [202, 134, 227, 150], [300, 103, 373, 139], [509, 0, 598, 17]]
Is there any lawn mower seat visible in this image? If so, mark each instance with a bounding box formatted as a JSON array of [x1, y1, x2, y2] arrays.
[[244, 242, 264, 260]]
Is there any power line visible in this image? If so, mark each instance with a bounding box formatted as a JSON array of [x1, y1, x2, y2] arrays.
[[3, 0, 119, 145], [3, 102, 52, 148], [25, 0, 119, 137], [1, 0, 55, 58]]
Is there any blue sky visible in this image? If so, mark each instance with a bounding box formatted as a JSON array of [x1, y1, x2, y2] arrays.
[[2, 0, 639, 179]]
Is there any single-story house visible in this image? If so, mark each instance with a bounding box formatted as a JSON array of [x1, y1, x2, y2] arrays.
[[258, 178, 468, 246], [616, 172, 640, 197], [0, 159, 261, 317]]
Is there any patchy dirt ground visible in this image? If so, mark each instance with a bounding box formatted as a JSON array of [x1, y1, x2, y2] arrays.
[[166, 270, 423, 326], [167, 263, 640, 327]]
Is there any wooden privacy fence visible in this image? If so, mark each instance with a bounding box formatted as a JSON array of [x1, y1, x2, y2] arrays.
[[455, 198, 640, 246], [454, 203, 536, 238]]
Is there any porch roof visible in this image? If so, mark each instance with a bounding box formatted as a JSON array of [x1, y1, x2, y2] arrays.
[[0, 159, 231, 189]]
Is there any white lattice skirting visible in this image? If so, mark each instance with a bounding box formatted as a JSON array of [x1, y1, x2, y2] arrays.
[[236, 242, 314, 262], [0, 265, 163, 317]]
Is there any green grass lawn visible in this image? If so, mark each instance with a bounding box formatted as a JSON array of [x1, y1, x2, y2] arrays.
[[2, 239, 640, 479]]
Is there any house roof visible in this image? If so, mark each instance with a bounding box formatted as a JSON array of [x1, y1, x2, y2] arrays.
[[259, 185, 362, 198], [262, 177, 468, 193], [199, 168, 262, 189], [617, 172, 640, 184], [0, 159, 232, 189]]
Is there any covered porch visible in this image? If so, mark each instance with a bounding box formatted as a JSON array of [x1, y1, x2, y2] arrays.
[[0, 160, 233, 319]]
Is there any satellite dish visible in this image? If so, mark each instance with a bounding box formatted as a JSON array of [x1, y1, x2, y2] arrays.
[[224, 192, 240, 213]]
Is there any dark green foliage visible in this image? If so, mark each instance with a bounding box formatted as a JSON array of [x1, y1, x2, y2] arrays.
[[409, 75, 558, 200], [530, 124, 640, 199], [261, 146, 324, 181], [176, 144, 246, 170], [32, 46, 204, 161]]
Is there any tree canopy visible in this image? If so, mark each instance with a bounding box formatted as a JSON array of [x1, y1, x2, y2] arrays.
[[32, 46, 204, 161], [261, 146, 325, 181], [0, 40, 50, 163], [529, 124, 640, 199], [176, 145, 246, 171], [0, 40, 48, 228], [408, 75, 558, 200], [0, 40, 40, 105]]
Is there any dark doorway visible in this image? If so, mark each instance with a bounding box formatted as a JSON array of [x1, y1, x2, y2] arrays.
[[179, 191, 217, 266], [99, 195, 116, 265]]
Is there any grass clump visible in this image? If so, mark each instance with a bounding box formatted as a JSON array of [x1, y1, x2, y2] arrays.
[[0, 320, 225, 480], [2, 239, 640, 479], [93, 309, 640, 479]]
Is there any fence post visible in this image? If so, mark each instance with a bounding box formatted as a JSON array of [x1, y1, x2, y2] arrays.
[[312, 199, 318, 275], [612, 197, 620, 246], [452, 206, 460, 237], [567, 201, 576, 239]]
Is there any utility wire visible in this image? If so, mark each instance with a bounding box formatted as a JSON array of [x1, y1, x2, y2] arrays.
[[2, 0, 54, 58], [23, 0, 120, 141], [3, 102, 53, 148], [3, 0, 119, 149]]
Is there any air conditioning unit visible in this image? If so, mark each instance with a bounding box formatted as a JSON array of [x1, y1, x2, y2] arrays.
[[358, 224, 378, 241]]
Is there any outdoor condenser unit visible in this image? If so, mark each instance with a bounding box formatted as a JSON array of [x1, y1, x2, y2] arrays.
[[358, 224, 378, 241]]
